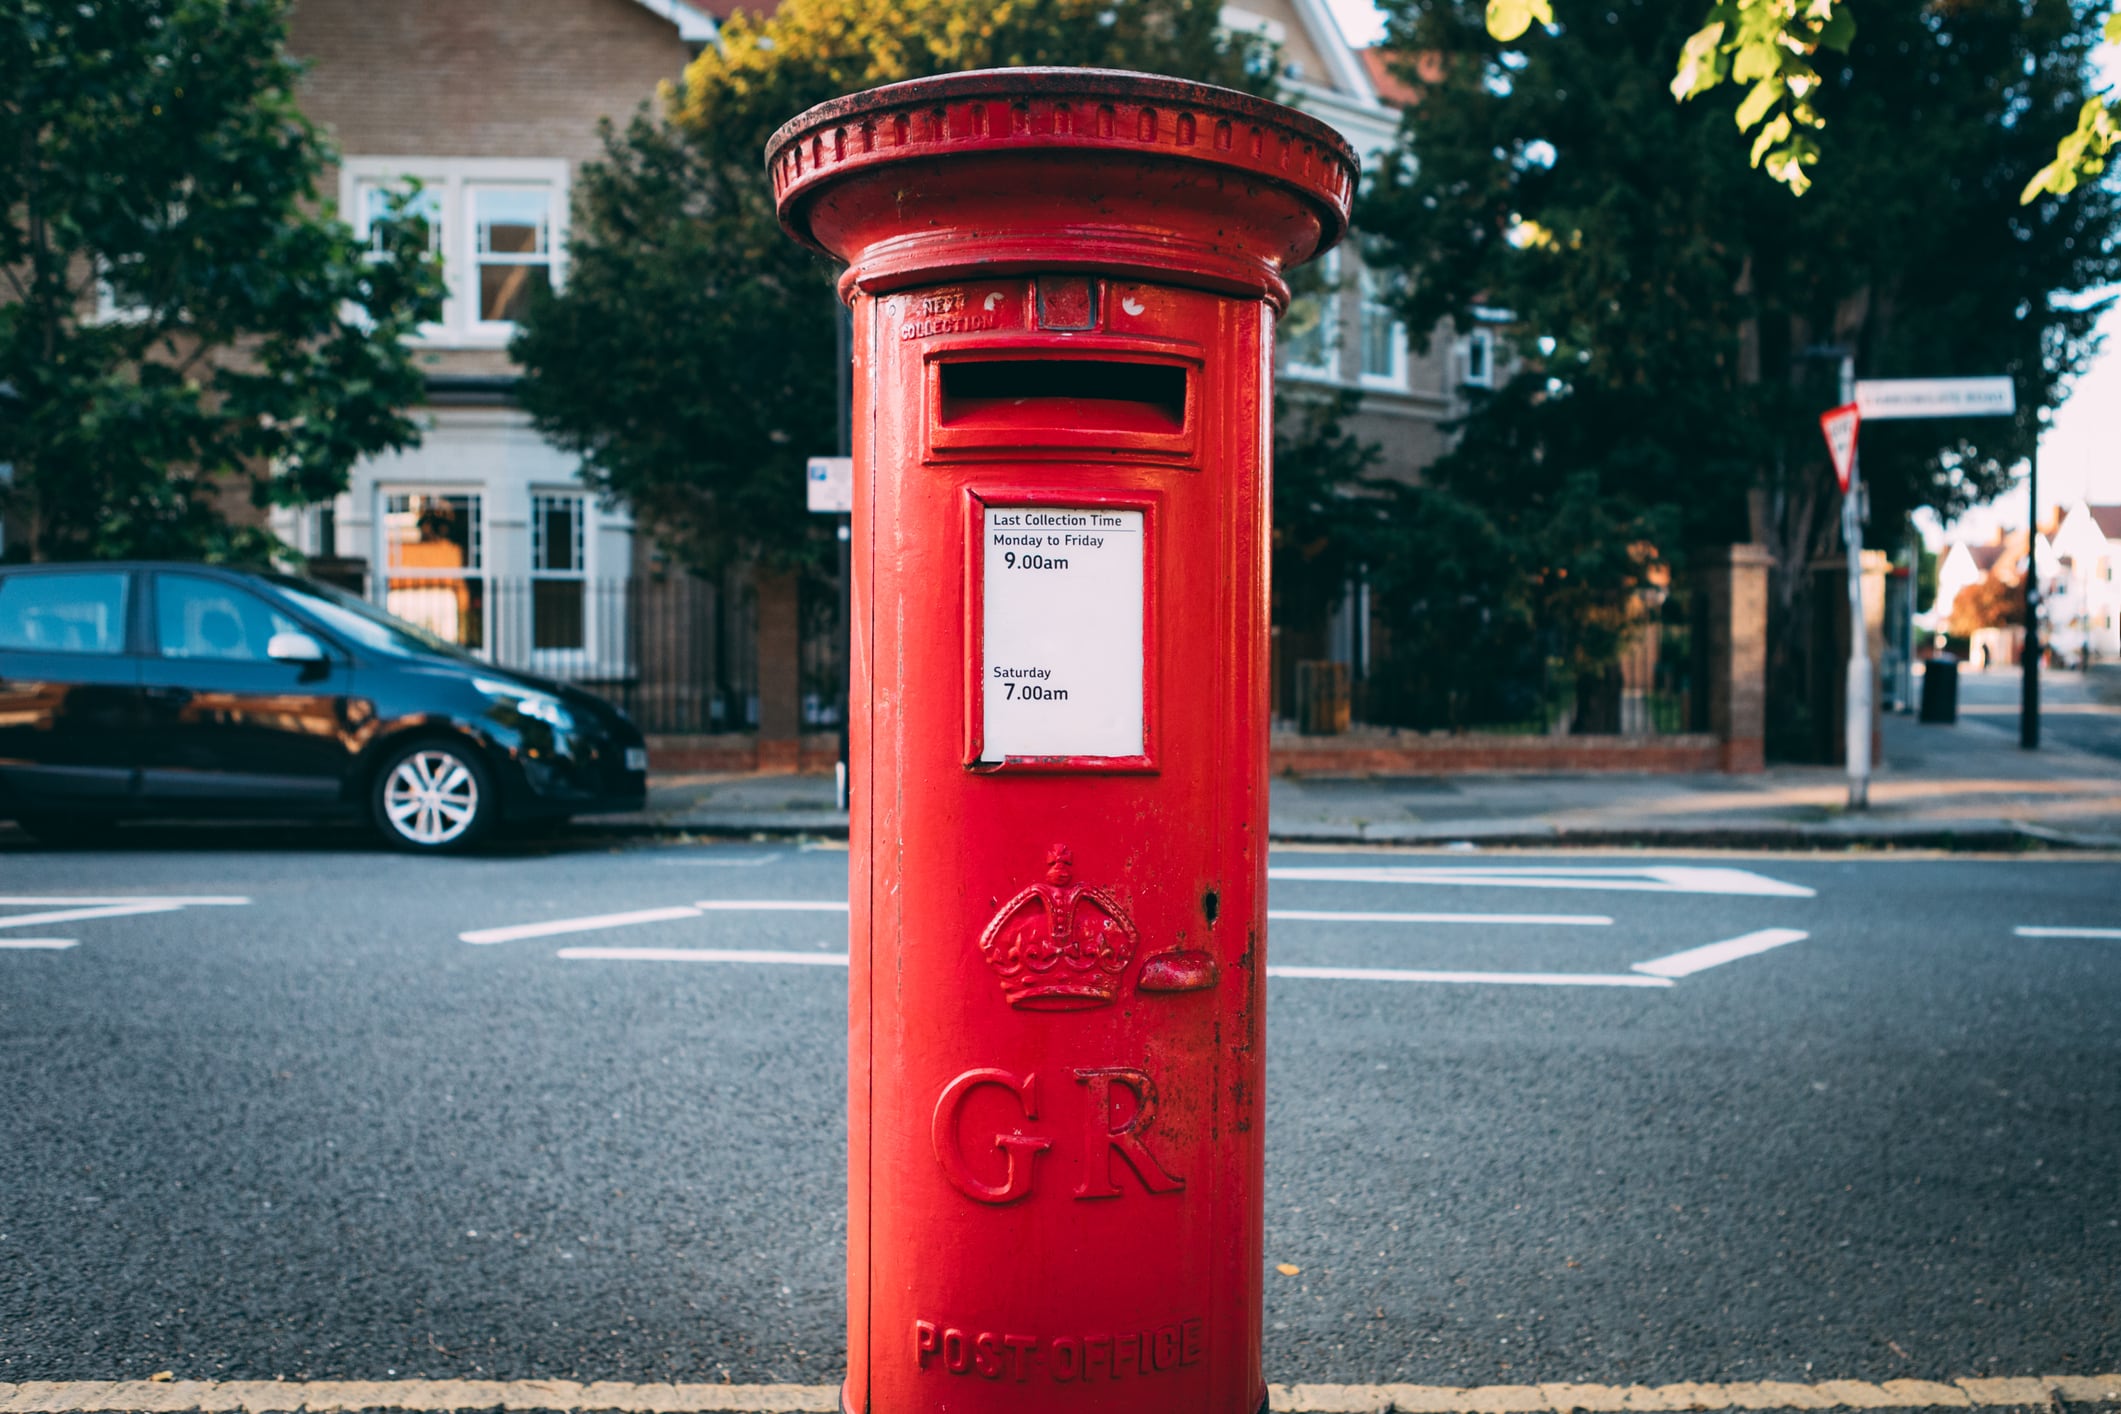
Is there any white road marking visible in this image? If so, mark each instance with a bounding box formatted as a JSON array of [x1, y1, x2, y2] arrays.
[[1267, 963, 1672, 988], [558, 947, 849, 966], [547, 949, 1686, 988], [460, 907, 702, 945], [0, 895, 250, 906], [1632, 927, 1810, 978], [652, 855, 779, 867], [2015, 924, 2121, 939], [0, 902, 188, 930], [1270, 909, 1610, 926], [469, 899, 1808, 993], [1269, 864, 1815, 898], [0, 896, 251, 951]]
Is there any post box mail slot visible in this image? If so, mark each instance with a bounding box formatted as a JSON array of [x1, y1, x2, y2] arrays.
[[770, 67, 1355, 1414], [928, 342, 1201, 458], [939, 360, 1188, 433]]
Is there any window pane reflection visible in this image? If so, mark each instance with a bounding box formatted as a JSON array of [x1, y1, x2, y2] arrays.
[[384, 492, 484, 650]]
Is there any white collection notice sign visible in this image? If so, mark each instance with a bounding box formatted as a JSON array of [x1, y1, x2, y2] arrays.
[[980, 505, 1145, 762]]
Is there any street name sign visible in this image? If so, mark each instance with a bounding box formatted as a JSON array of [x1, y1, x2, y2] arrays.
[[806, 456, 853, 513], [1854, 377, 2015, 421], [1819, 403, 1860, 493]]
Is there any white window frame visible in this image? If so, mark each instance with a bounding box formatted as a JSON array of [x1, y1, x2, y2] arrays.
[[94, 260, 154, 326], [1282, 248, 1342, 383], [1356, 266, 1407, 390], [468, 183, 560, 340], [1461, 327, 1496, 389], [342, 157, 570, 348], [529, 489, 595, 668]]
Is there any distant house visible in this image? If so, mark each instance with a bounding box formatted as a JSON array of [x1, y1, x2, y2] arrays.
[[1931, 540, 2009, 627], [1928, 512, 2109, 667], [1246, 14, 1506, 711], [2049, 501, 2121, 662]]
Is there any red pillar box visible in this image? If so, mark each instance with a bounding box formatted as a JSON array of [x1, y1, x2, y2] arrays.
[[768, 68, 1354, 1414]]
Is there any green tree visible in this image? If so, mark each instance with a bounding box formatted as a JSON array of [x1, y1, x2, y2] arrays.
[[1362, 0, 2119, 755], [1485, 0, 2121, 201], [1272, 390, 1385, 636], [512, 0, 1268, 574], [1948, 569, 2024, 638], [0, 0, 444, 562]]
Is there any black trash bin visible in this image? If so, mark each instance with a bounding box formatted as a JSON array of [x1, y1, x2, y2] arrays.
[[1920, 654, 1959, 723]]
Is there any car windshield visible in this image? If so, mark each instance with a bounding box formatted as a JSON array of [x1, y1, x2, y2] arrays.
[[266, 575, 471, 660]]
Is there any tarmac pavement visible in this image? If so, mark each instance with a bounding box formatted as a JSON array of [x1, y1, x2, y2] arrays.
[[2, 841, 2117, 1407], [609, 671, 2121, 849]]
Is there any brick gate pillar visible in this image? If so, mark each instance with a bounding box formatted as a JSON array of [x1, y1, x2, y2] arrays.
[[755, 568, 803, 773], [1703, 543, 1771, 773]]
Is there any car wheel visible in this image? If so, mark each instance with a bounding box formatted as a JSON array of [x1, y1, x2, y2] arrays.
[[14, 813, 109, 847], [371, 739, 496, 853]]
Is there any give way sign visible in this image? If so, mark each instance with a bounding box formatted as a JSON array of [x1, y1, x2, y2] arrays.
[[1819, 403, 1860, 493]]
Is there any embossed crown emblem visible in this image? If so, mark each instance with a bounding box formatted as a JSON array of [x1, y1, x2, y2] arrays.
[[979, 845, 1138, 1010]]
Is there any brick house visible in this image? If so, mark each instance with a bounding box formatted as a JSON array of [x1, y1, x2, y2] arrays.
[[1226, 2, 1504, 719], [276, 0, 1744, 767], [274, 0, 1483, 756], [276, 0, 720, 689]]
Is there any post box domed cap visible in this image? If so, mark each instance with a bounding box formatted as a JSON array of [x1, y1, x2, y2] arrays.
[[767, 68, 1359, 303]]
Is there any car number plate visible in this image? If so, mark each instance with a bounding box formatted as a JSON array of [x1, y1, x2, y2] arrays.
[[625, 746, 649, 773]]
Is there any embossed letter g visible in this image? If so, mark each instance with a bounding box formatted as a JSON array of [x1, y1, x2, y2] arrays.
[[933, 1068, 1052, 1204]]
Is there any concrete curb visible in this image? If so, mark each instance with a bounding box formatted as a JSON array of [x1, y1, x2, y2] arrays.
[[572, 817, 2120, 852], [4, 1377, 2117, 1414]]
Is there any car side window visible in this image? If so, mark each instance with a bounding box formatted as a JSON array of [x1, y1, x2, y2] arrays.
[[155, 575, 303, 662], [0, 572, 131, 655]]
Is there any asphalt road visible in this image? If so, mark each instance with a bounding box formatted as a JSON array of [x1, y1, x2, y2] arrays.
[[1956, 666, 2121, 763], [2, 831, 2117, 1391]]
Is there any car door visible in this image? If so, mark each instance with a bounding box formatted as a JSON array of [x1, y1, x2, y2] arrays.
[[0, 569, 144, 808], [136, 571, 357, 806]]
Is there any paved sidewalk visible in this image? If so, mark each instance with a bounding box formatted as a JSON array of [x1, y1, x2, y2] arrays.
[[598, 673, 2121, 850]]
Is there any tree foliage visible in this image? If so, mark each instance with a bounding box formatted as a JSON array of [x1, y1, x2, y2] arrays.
[[1363, 0, 2118, 753], [1483, 0, 2121, 201], [1948, 570, 2025, 637], [2023, 6, 2121, 200], [513, 0, 1268, 573], [1273, 388, 1677, 731], [0, 0, 444, 563]]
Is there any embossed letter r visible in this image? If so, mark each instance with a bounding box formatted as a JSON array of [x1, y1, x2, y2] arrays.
[[1073, 1066, 1184, 1198]]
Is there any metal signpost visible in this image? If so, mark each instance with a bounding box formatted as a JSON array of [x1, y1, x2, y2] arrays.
[[1852, 376, 2026, 753], [1818, 401, 1866, 808]]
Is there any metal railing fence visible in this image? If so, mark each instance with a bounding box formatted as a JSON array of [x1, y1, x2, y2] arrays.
[[379, 573, 765, 735]]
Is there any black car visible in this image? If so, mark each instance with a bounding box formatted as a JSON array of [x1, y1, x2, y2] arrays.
[[0, 562, 648, 851]]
